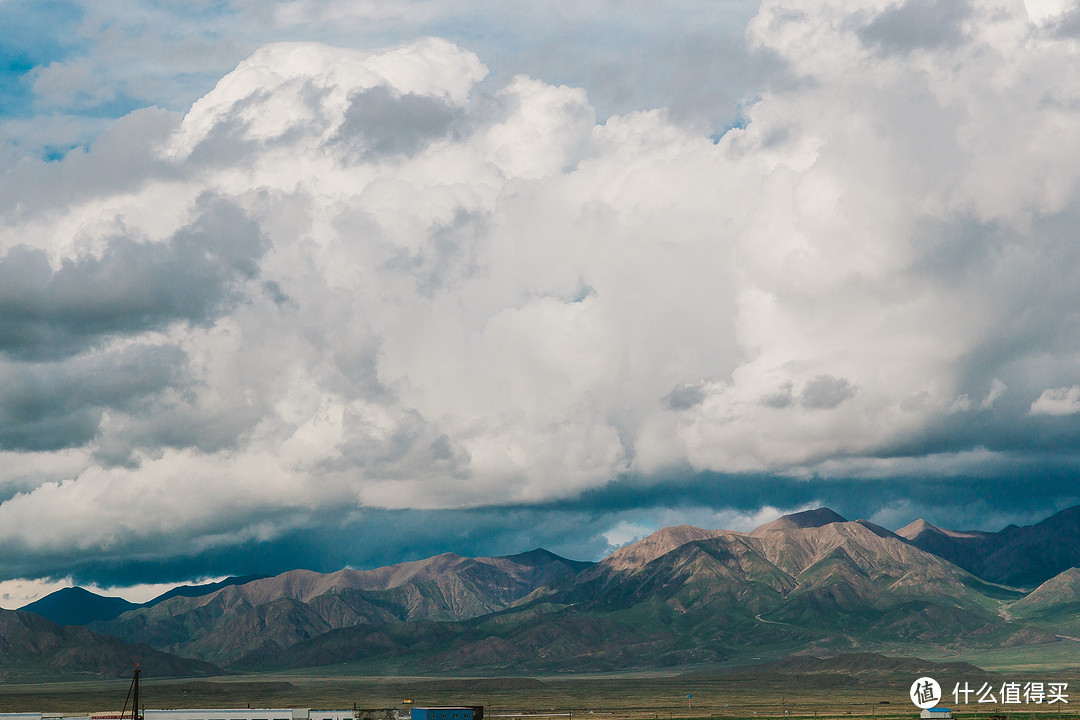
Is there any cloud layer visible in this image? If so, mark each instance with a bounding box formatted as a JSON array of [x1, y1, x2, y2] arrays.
[[2, 0, 1080, 585]]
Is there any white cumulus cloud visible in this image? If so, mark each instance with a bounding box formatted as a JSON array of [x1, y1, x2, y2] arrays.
[[4, 0, 1080, 574], [1030, 385, 1080, 416]]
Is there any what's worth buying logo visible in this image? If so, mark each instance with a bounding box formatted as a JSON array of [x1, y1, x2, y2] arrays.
[[911, 677, 942, 709], [911, 677, 1070, 708]]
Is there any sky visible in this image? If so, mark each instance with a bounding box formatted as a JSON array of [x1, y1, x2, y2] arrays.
[[2, 0, 1080, 608]]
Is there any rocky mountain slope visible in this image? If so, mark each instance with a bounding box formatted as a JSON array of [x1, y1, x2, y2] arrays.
[[146, 575, 270, 607], [0, 608, 220, 681], [92, 548, 591, 666]]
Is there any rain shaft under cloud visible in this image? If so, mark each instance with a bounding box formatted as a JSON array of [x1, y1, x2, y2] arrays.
[[1, 0, 1080, 588]]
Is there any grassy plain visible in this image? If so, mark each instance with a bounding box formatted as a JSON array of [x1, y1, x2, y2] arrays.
[[2, 668, 1080, 720]]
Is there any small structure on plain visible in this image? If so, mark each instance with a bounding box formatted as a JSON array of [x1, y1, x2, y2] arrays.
[[410, 708, 482, 720]]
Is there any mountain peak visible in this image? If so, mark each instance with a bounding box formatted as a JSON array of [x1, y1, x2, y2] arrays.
[[896, 518, 941, 540], [20, 586, 139, 626], [497, 548, 558, 564], [493, 548, 593, 572], [751, 507, 847, 536], [601, 525, 724, 573]]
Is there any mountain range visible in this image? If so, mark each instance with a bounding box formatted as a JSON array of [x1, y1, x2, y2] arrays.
[[90, 549, 590, 667], [8, 505, 1080, 678]]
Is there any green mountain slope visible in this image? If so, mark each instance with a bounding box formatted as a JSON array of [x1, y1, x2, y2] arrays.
[[1006, 566, 1080, 636]]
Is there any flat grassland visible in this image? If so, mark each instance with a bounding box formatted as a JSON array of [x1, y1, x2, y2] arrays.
[[2, 669, 1079, 720]]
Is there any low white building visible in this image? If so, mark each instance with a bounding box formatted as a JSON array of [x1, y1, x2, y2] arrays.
[[145, 709, 308, 720], [5, 710, 355, 720]]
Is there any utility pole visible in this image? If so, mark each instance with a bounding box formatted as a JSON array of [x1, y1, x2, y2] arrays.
[[121, 665, 142, 720]]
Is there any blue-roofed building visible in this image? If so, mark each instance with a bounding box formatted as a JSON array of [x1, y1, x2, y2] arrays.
[[920, 708, 952, 719], [410, 709, 474, 720]]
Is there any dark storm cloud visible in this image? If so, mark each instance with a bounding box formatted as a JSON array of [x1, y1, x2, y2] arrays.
[[0, 344, 188, 452], [859, 0, 971, 54], [0, 197, 266, 360], [876, 395, 1080, 461], [584, 470, 1078, 528], [0, 498, 684, 587], [332, 84, 460, 162], [22, 466, 1079, 589]]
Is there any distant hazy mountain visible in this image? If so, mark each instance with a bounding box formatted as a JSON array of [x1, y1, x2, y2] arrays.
[[94, 548, 592, 666], [0, 608, 220, 681], [898, 505, 1080, 587], [20, 586, 140, 626], [18, 575, 272, 627]]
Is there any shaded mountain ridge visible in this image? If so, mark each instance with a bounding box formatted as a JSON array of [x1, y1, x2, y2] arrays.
[[898, 505, 1080, 587], [0, 608, 220, 681], [20, 586, 139, 627], [20, 575, 270, 627]]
